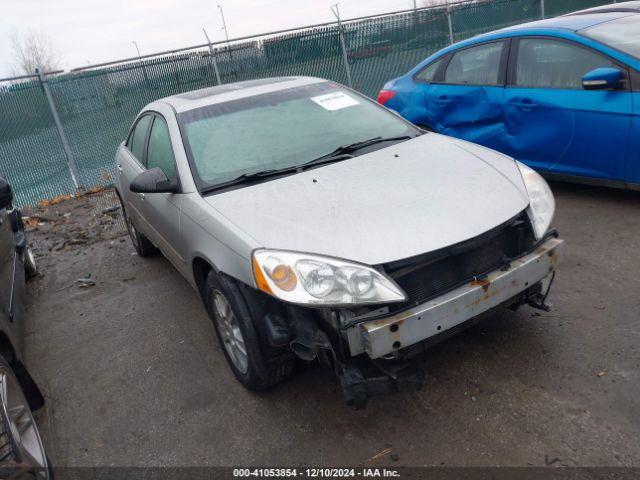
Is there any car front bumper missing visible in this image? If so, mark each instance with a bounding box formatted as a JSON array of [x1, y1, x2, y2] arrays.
[[348, 237, 565, 359]]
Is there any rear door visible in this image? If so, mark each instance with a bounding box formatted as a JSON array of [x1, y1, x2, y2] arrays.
[[425, 40, 509, 152], [503, 36, 632, 180]]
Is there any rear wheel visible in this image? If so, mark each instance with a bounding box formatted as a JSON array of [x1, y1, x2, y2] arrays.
[[0, 357, 50, 479], [205, 271, 293, 390], [118, 195, 156, 257]]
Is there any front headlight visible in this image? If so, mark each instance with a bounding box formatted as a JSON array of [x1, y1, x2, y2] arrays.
[[518, 162, 555, 240], [252, 249, 407, 306]]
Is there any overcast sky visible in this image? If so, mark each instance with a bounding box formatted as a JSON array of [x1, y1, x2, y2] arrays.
[[0, 0, 425, 77]]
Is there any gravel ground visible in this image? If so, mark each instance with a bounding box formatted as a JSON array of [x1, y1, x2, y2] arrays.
[[22, 183, 640, 467]]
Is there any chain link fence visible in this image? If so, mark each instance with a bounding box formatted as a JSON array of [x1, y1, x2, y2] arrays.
[[0, 0, 612, 206]]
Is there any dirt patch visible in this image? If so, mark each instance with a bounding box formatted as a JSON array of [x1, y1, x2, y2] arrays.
[[22, 188, 127, 258]]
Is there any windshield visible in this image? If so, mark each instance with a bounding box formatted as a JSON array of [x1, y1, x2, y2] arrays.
[[581, 15, 640, 59], [178, 82, 418, 190]]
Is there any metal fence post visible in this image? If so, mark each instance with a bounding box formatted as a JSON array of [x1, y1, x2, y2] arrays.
[[447, 1, 454, 45], [203, 28, 222, 85], [37, 68, 80, 190], [331, 4, 353, 88], [541, 0, 546, 19]]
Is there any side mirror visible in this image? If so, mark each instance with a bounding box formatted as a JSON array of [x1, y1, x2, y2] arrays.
[[130, 168, 178, 194], [0, 177, 13, 210], [582, 67, 623, 90]]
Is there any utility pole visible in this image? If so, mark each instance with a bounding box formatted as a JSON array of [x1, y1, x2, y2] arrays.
[[331, 3, 353, 88], [203, 28, 222, 85], [218, 5, 233, 61], [446, 0, 454, 45], [132, 41, 150, 85], [413, 0, 417, 10], [132, 40, 142, 59], [37, 67, 80, 190]]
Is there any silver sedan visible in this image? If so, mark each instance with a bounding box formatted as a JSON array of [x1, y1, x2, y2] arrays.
[[115, 76, 564, 407]]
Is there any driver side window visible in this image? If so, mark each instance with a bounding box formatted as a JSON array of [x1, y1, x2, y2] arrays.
[[515, 38, 614, 89], [147, 117, 177, 181]]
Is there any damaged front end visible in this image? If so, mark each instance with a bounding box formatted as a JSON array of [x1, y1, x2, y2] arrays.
[[252, 210, 564, 408]]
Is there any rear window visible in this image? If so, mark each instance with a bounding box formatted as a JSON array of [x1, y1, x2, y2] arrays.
[[444, 42, 504, 86], [415, 57, 444, 83], [581, 15, 640, 59], [129, 115, 152, 163]]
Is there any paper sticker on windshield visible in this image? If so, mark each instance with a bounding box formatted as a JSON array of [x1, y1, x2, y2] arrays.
[[311, 91, 359, 111]]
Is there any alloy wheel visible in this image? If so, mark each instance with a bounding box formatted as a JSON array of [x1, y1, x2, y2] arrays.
[[212, 290, 249, 374], [0, 365, 49, 479]]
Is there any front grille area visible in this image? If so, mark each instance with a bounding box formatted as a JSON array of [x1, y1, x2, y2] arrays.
[[383, 212, 536, 312]]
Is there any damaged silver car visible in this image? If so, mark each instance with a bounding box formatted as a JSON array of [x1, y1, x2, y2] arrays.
[[115, 77, 564, 406]]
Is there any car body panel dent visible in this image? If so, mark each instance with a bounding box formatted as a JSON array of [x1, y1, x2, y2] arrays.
[[385, 24, 639, 186]]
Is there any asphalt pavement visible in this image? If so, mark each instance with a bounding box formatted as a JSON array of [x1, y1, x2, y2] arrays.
[[25, 182, 640, 467]]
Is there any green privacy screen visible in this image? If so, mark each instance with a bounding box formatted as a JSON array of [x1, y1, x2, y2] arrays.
[[0, 0, 612, 206]]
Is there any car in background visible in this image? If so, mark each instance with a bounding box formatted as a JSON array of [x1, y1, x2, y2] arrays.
[[115, 77, 564, 406], [378, 3, 640, 190], [0, 177, 49, 478]]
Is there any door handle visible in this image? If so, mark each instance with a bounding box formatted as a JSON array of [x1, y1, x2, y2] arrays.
[[434, 95, 452, 105], [513, 99, 538, 111]]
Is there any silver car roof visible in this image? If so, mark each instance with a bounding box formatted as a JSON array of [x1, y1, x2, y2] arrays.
[[155, 76, 328, 113]]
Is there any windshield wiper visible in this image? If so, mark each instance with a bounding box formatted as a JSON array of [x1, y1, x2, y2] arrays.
[[304, 135, 415, 166], [201, 154, 357, 194], [201, 135, 416, 194], [200, 170, 283, 194]]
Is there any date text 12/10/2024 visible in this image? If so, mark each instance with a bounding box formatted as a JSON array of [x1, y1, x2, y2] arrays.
[[233, 468, 401, 478]]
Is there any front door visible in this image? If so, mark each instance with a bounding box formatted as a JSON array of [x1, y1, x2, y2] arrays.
[[137, 115, 185, 272], [503, 37, 632, 181], [118, 114, 153, 227]]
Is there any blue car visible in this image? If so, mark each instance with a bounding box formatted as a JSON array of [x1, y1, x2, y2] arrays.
[[379, 2, 640, 189]]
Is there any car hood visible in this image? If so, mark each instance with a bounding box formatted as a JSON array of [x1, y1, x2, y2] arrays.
[[204, 133, 530, 265]]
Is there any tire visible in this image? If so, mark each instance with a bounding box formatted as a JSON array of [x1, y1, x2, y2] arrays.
[[118, 194, 157, 257], [0, 356, 51, 479], [205, 271, 293, 391]]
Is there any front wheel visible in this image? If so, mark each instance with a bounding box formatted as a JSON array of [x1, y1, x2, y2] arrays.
[[205, 272, 293, 391], [0, 357, 51, 479]]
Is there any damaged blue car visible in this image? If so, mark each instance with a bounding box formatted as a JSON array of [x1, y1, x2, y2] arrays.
[[379, 3, 640, 189]]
